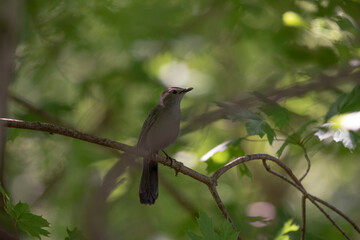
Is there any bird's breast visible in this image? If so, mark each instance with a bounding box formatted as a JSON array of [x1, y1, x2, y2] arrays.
[[144, 107, 180, 151]]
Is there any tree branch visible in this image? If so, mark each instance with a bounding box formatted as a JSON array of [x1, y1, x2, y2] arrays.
[[2, 117, 360, 239], [1, 118, 133, 153], [301, 196, 306, 240], [181, 69, 360, 135]]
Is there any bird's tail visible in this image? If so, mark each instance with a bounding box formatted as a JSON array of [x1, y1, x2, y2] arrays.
[[139, 158, 158, 204]]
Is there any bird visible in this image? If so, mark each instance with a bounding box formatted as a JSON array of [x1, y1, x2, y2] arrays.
[[137, 87, 193, 205]]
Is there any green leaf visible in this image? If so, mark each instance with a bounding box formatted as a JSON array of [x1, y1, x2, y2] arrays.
[[325, 85, 360, 121], [259, 100, 291, 129], [188, 212, 238, 240], [201, 139, 245, 173], [276, 141, 289, 157], [237, 163, 252, 179], [197, 212, 217, 240], [0, 185, 50, 239], [315, 126, 356, 150], [218, 102, 276, 145], [187, 231, 203, 240], [218, 219, 238, 240], [0, 184, 10, 201], [0, 184, 15, 217], [65, 228, 86, 240], [274, 219, 299, 240], [245, 115, 276, 145], [276, 120, 316, 157], [14, 202, 50, 239]]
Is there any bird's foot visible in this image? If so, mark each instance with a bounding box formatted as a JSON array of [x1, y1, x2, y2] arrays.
[[162, 150, 180, 176]]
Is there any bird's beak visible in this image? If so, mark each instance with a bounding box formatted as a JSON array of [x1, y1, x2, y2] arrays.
[[182, 87, 193, 93]]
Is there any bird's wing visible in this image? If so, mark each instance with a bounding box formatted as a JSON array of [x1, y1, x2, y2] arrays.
[[137, 106, 161, 148]]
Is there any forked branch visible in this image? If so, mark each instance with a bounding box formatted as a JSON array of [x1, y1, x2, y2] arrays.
[[2, 118, 359, 240]]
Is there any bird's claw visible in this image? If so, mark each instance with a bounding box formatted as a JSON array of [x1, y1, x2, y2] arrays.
[[162, 150, 180, 176]]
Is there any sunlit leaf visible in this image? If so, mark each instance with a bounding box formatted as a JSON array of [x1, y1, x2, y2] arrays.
[[325, 85, 360, 121], [315, 111, 360, 150], [315, 124, 356, 150], [282, 11, 307, 27], [274, 219, 299, 240], [201, 139, 245, 173]]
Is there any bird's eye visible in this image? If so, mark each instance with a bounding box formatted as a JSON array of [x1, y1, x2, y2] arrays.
[[172, 90, 177, 94]]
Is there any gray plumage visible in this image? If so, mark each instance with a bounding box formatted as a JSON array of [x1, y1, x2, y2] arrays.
[[137, 87, 193, 204]]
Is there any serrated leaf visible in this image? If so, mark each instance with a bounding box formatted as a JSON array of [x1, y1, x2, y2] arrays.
[[259, 101, 291, 129], [197, 212, 217, 240], [325, 85, 360, 121], [238, 163, 252, 179], [245, 115, 276, 145], [218, 102, 276, 145], [187, 231, 203, 240], [315, 125, 356, 150], [65, 228, 86, 240], [190, 212, 238, 240], [275, 219, 299, 240], [17, 212, 50, 239], [12, 202, 50, 239], [218, 219, 238, 240]]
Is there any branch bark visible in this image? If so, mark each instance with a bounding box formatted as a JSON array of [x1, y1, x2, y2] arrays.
[[2, 117, 360, 239]]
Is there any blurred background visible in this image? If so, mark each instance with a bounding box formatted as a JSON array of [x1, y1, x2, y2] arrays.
[[1, 0, 360, 239]]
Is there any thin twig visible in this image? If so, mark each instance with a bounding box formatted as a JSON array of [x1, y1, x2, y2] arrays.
[[261, 161, 352, 240], [207, 185, 242, 240], [300, 145, 311, 181], [217, 156, 359, 239], [310, 194, 360, 233], [301, 196, 306, 240], [306, 196, 351, 240]]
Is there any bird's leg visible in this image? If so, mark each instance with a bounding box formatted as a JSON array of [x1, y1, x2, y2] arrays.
[[162, 150, 174, 164], [161, 150, 180, 176]]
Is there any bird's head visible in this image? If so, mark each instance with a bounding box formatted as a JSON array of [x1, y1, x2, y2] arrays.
[[158, 87, 193, 107]]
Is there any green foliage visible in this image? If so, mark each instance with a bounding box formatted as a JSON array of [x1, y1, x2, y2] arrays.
[[187, 212, 238, 240], [259, 100, 291, 129], [0, 185, 50, 239], [201, 139, 245, 173], [4, 0, 360, 239], [277, 121, 316, 157], [274, 219, 299, 240], [315, 86, 360, 150], [245, 114, 276, 145], [237, 162, 253, 179], [65, 228, 86, 240], [325, 85, 360, 121], [221, 103, 276, 145]]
